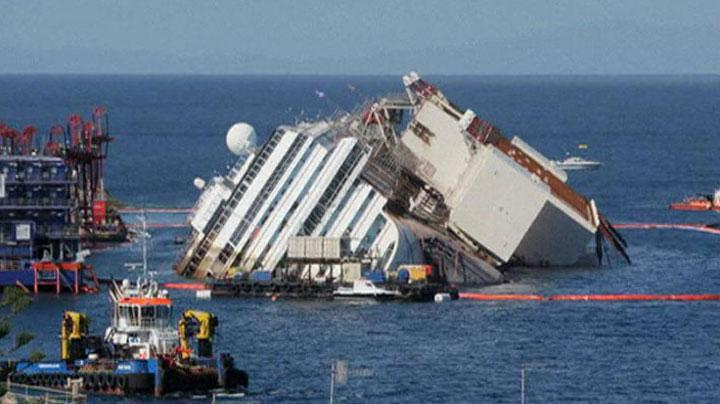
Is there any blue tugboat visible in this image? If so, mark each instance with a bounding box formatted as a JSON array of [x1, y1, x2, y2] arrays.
[[8, 278, 248, 396]]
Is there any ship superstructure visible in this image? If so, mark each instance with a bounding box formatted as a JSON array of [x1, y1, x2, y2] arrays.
[[106, 277, 178, 359], [389, 73, 627, 266], [0, 108, 125, 293], [0, 155, 79, 267], [176, 73, 628, 284]]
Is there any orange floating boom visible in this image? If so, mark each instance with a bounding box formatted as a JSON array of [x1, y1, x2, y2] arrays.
[[163, 282, 207, 290], [614, 223, 720, 235], [549, 294, 720, 301], [459, 293, 545, 301], [459, 293, 720, 302]]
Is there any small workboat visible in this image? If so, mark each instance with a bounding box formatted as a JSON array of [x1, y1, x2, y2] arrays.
[[333, 279, 401, 300], [551, 156, 602, 170], [669, 189, 720, 212]]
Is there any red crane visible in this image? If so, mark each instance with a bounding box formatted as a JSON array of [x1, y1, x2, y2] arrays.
[[44, 125, 65, 156], [64, 107, 114, 231], [18, 125, 37, 155]]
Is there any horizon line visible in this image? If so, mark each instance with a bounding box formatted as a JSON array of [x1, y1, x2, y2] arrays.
[[0, 72, 719, 78]]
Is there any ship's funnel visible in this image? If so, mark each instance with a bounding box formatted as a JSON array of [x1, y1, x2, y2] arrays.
[[226, 122, 256, 156]]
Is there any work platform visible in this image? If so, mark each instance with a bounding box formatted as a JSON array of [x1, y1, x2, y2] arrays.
[[0, 262, 99, 294]]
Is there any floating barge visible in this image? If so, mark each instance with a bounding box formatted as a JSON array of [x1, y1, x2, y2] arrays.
[[205, 278, 458, 302]]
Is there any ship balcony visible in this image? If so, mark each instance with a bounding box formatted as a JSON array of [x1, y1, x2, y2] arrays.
[[3, 178, 74, 185], [0, 198, 72, 210]]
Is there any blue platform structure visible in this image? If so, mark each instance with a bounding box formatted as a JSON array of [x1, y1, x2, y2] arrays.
[[0, 155, 96, 293]]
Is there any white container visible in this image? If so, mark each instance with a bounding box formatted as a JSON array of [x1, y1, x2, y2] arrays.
[[305, 237, 324, 259], [195, 290, 212, 299], [287, 236, 305, 259], [322, 237, 341, 259]]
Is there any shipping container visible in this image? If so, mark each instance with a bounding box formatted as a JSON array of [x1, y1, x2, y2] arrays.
[[397, 264, 431, 282], [362, 271, 385, 284], [397, 269, 409, 283], [250, 270, 273, 282], [305, 237, 324, 259], [287, 236, 305, 259], [322, 238, 341, 259], [408, 266, 428, 282], [287, 236, 351, 260]]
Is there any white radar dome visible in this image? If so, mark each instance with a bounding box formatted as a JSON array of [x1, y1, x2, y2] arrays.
[[193, 177, 206, 190], [226, 122, 256, 156]]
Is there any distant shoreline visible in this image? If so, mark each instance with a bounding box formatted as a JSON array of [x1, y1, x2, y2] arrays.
[[0, 73, 718, 79]]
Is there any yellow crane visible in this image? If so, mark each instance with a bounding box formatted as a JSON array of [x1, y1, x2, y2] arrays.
[[178, 310, 217, 359], [60, 311, 88, 361]]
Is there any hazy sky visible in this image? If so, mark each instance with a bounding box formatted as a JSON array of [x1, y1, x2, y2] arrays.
[[0, 0, 718, 75]]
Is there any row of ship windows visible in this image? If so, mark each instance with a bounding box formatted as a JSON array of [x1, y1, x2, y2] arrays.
[[221, 135, 309, 264], [228, 134, 307, 246], [214, 132, 291, 264], [302, 144, 364, 235], [225, 132, 282, 210], [184, 133, 285, 271]]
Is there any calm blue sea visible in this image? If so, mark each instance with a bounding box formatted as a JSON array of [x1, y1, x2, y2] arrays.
[[1, 74, 720, 403]]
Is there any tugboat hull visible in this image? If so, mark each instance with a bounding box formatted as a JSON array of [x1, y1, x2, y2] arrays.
[[8, 356, 248, 397]]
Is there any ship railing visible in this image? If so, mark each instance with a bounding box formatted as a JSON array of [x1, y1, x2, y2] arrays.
[[5, 379, 87, 403]]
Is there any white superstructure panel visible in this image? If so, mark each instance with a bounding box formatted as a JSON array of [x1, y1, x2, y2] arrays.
[[190, 177, 232, 233], [369, 215, 396, 260], [449, 146, 548, 262], [400, 101, 472, 197], [514, 201, 595, 265]]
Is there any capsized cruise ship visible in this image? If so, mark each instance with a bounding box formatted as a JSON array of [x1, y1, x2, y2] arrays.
[[175, 73, 629, 285]]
